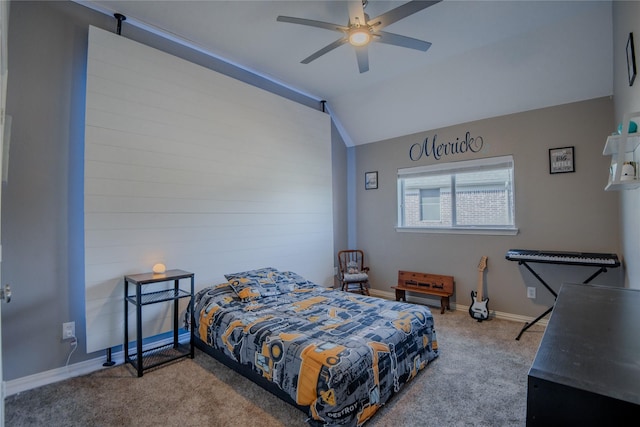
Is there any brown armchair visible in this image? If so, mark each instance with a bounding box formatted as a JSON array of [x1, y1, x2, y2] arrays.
[[337, 249, 370, 295]]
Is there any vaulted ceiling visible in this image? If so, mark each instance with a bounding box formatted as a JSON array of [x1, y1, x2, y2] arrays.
[[78, 1, 613, 146]]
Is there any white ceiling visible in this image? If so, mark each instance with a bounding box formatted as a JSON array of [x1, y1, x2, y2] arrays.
[[78, 1, 613, 146]]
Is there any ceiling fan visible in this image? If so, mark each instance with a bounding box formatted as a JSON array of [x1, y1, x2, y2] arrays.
[[277, 0, 442, 73]]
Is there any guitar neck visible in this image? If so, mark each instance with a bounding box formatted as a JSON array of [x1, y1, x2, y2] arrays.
[[476, 256, 487, 300]]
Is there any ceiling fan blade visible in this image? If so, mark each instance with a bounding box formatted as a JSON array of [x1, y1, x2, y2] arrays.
[[301, 37, 349, 64], [347, 0, 366, 26], [367, 0, 442, 31], [355, 45, 369, 73], [375, 31, 432, 51], [277, 15, 348, 33]]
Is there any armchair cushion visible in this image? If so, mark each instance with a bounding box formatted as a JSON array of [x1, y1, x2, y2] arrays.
[[343, 272, 369, 283]]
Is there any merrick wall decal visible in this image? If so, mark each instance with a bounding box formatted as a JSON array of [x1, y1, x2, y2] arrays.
[[410, 131, 484, 161]]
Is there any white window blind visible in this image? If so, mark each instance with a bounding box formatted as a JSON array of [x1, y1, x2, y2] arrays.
[[398, 156, 516, 233]]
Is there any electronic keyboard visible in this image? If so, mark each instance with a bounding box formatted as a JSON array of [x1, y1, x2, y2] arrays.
[[506, 248, 620, 340], [505, 249, 620, 267]]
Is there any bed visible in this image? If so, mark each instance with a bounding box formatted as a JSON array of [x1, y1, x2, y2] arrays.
[[190, 268, 439, 426]]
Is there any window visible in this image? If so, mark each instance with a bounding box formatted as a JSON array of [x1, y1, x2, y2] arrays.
[[420, 188, 441, 221], [397, 156, 516, 233]]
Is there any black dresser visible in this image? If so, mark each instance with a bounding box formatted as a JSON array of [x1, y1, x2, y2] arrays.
[[527, 283, 640, 425]]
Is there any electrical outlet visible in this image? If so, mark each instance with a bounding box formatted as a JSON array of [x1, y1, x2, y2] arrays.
[[62, 321, 75, 340], [527, 287, 536, 299]]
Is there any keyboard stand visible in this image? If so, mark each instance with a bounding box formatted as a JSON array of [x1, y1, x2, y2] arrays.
[[514, 261, 609, 340]]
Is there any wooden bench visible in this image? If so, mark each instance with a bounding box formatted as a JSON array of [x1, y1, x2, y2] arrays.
[[391, 270, 454, 314]]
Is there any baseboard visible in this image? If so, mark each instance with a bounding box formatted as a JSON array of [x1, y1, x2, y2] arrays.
[[4, 333, 191, 397], [5, 354, 113, 397], [5, 292, 546, 396], [369, 288, 548, 326]]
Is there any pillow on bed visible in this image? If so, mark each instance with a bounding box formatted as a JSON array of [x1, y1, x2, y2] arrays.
[[275, 271, 318, 289], [224, 267, 283, 301], [224, 268, 319, 301]]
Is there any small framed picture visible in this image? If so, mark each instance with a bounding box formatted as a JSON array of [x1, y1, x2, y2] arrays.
[[549, 146, 575, 174], [627, 32, 637, 86], [365, 171, 378, 190]]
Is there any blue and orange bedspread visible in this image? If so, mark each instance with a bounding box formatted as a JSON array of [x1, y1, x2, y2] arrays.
[[192, 273, 438, 426]]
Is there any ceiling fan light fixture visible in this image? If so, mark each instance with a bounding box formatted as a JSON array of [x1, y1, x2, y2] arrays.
[[277, 0, 441, 71], [349, 29, 371, 46]]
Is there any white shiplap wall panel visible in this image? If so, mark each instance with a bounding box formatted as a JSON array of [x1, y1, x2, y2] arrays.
[[84, 26, 333, 353]]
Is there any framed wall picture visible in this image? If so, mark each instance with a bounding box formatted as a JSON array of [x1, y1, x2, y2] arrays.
[[627, 32, 636, 86], [365, 171, 378, 190], [549, 146, 575, 174]]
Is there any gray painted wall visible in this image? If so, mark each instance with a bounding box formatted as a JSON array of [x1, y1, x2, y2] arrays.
[[353, 97, 622, 318], [1, 1, 346, 380], [613, 1, 640, 289], [331, 122, 349, 281], [0, 0, 633, 383]]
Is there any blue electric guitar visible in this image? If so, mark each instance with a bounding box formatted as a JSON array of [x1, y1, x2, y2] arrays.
[[469, 256, 489, 321]]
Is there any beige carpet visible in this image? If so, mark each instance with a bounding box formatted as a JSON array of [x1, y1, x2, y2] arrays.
[[6, 309, 544, 426]]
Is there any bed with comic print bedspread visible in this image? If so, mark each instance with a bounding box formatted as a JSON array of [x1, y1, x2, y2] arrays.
[[191, 268, 439, 427]]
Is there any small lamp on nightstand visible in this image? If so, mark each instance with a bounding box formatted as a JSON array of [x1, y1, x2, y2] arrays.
[[152, 263, 166, 274]]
